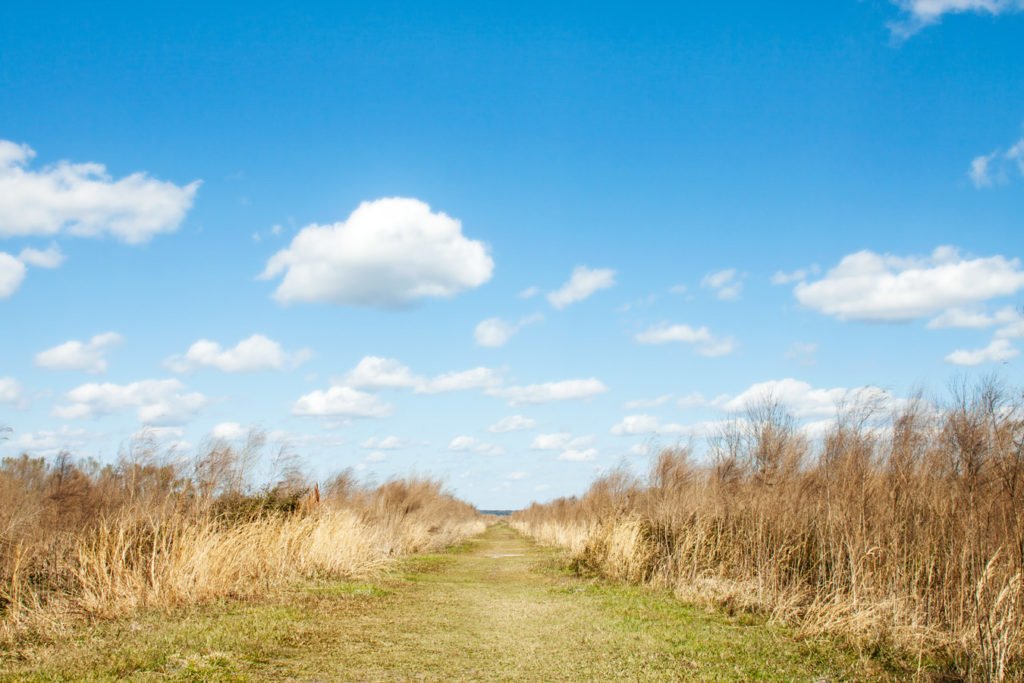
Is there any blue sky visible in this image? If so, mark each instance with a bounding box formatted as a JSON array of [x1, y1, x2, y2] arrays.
[[1, 1, 1023, 508]]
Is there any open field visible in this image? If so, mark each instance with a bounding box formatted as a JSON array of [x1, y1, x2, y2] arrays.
[[1, 523, 912, 682], [4, 2, 1024, 681], [2, 382, 1023, 680]]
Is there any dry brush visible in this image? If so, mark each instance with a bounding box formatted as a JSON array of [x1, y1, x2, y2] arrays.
[[0, 434, 484, 646], [513, 380, 1024, 681]]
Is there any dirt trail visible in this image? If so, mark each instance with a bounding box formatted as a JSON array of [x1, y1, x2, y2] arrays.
[[262, 523, 871, 682], [4, 523, 882, 681]]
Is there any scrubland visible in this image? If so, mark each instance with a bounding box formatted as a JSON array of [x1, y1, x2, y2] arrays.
[[0, 431, 484, 648], [512, 379, 1024, 681]]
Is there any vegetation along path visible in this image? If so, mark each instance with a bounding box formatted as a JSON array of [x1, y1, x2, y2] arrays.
[[5, 523, 895, 681]]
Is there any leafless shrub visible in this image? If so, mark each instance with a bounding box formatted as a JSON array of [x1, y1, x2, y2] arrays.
[[0, 437, 483, 646], [513, 379, 1024, 681]]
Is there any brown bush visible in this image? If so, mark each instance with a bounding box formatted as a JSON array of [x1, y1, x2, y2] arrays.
[[0, 434, 483, 645], [512, 380, 1024, 681]]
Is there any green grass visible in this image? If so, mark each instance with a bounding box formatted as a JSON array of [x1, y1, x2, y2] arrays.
[[1, 524, 926, 681]]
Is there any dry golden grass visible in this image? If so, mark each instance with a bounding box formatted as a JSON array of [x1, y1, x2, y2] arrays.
[[0, 434, 484, 647], [513, 379, 1024, 682]]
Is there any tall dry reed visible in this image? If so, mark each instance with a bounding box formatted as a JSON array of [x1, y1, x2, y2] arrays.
[[512, 379, 1024, 681], [0, 435, 483, 645]]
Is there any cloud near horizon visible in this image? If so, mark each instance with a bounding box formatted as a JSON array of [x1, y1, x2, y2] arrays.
[[54, 379, 207, 425]]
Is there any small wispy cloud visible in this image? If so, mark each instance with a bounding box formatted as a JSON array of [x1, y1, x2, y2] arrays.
[[547, 266, 616, 309], [701, 268, 744, 300], [474, 313, 543, 347], [634, 324, 736, 357], [889, 0, 1024, 38], [968, 137, 1024, 188]]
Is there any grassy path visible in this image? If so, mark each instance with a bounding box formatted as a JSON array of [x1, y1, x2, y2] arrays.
[[3, 523, 893, 681]]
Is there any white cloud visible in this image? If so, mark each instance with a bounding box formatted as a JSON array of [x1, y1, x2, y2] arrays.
[[55, 379, 207, 425], [18, 244, 65, 269], [35, 332, 122, 373], [716, 378, 895, 418], [474, 314, 542, 348], [669, 284, 688, 295], [794, 246, 1024, 322], [611, 415, 674, 436], [166, 334, 311, 373], [558, 448, 598, 462], [610, 414, 737, 439], [0, 244, 67, 299], [927, 306, 1019, 329], [677, 392, 708, 409], [488, 415, 537, 433], [265, 430, 347, 453], [547, 266, 616, 309], [1010, 138, 1024, 170], [0, 253, 26, 298], [996, 317, 1024, 339], [945, 338, 1019, 366], [890, 0, 1024, 35], [488, 378, 608, 406], [344, 356, 421, 390], [6, 426, 94, 457], [785, 342, 818, 365], [132, 425, 192, 452], [448, 436, 505, 455], [634, 324, 736, 357], [0, 139, 199, 243], [701, 268, 744, 300], [260, 197, 493, 307], [365, 451, 388, 463], [475, 317, 517, 348], [292, 386, 392, 418], [340, 356, 501, 394], [771, 265, 820, 285], [361, 435, 406, 449], [0, 377, 23, 405], [617, 293, 658, 314], [531, 433, 595, 451], [448, 436, 477, 451], [211, 422, 248, 440], [418, 367, 502, 394], [967, 137, 1024, 187], [970, 152, 999, 188], [623, 394, 673, 410], [506, 471, 529, 480], [614, 381, 903, 441], [518, 286, 540, 299]]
